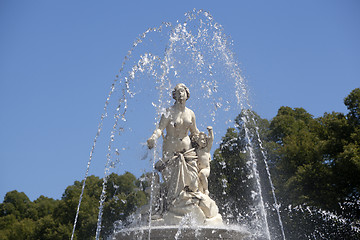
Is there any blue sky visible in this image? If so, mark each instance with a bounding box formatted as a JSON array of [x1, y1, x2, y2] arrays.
[[1, 0, 359, 202]]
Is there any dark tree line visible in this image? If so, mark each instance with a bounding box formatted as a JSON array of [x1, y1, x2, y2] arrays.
[[1, 88, 359, 239], [0, 173, 147, 240]]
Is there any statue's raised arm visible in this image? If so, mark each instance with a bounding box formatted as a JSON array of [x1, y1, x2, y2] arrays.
[[205, 126, 214, 152]]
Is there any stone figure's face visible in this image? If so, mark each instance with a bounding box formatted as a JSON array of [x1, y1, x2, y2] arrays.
[[175, 87, 187, 101], [172, 83, 190, 101], [198, 133, 207, 148]]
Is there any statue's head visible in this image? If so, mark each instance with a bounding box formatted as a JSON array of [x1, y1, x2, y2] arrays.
[[197, 132, 208, 148], [172, 83, 190, 101], [191, 132, 208, 149]]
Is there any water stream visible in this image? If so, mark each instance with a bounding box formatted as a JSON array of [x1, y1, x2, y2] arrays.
[[71, 9, 285, 239]]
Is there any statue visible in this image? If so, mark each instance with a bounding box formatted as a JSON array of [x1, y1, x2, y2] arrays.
[[192, 126, 214, 196], [146, 83, 222, 226], [114, 84, 250, 239]]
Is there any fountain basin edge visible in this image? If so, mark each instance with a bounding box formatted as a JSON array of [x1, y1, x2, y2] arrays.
[[112, 225, 252, 240]]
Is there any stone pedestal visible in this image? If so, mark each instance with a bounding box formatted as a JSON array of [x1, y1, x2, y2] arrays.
[[112, 226, 252, 240]]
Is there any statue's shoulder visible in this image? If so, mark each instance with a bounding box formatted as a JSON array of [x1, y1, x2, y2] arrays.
[[185, 107, 195, 115], [161, 106, 174, 118]]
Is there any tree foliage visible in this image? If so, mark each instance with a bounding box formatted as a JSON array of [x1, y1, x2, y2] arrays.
[[0, 172, 146, 240]]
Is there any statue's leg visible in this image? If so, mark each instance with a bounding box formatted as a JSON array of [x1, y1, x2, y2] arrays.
[[199, 168, 210, 195]]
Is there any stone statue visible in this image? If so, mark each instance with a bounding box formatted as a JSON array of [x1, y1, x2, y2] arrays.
[[114, 84, 250, 239], [192, 126, 214, 196], [146, 83, 222, 226]]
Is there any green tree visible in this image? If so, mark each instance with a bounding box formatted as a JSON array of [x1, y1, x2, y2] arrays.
[[0, 191, 36, 220], [34, 196, 58, 220], [344, 88, 360, 126], [0, 172, 147, 240], [101, 172, 147, 237], [268, 107, 334, 208], [56, 173, 146, 239], [32, 215, 72, 240], [0, 191, 37, 239], [209, 110, 270, 226]]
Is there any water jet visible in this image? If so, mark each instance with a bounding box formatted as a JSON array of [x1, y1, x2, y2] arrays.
[[72, 9, 285, 240]]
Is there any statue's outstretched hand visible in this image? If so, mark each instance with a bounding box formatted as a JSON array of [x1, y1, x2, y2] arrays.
[[147, 137, 155, 149]]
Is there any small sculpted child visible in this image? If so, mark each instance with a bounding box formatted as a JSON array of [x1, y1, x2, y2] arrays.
[[193, 126, 214, 195]]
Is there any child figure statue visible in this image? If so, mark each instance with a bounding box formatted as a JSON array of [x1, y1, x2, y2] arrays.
[[193, 126, 214, 195]]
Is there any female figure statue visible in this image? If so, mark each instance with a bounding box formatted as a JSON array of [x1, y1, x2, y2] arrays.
[[147, 84, 200, 205], [147, 83, 222, 225]]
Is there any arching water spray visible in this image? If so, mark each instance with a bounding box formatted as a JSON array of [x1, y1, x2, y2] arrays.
[[215, 20, 273, 238], [253, 122, 286, 240], [72, 9, 284, 239], [241, 112, 271, 240], [70, 83, 115, 240], [72, 23, 172, 240]]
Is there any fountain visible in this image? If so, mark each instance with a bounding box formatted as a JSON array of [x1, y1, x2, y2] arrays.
[[112, 83, 251, 239], [71, 9, 286, 240]]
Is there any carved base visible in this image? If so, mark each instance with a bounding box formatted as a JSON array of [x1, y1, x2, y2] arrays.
[[112, 226, 252, 240]]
